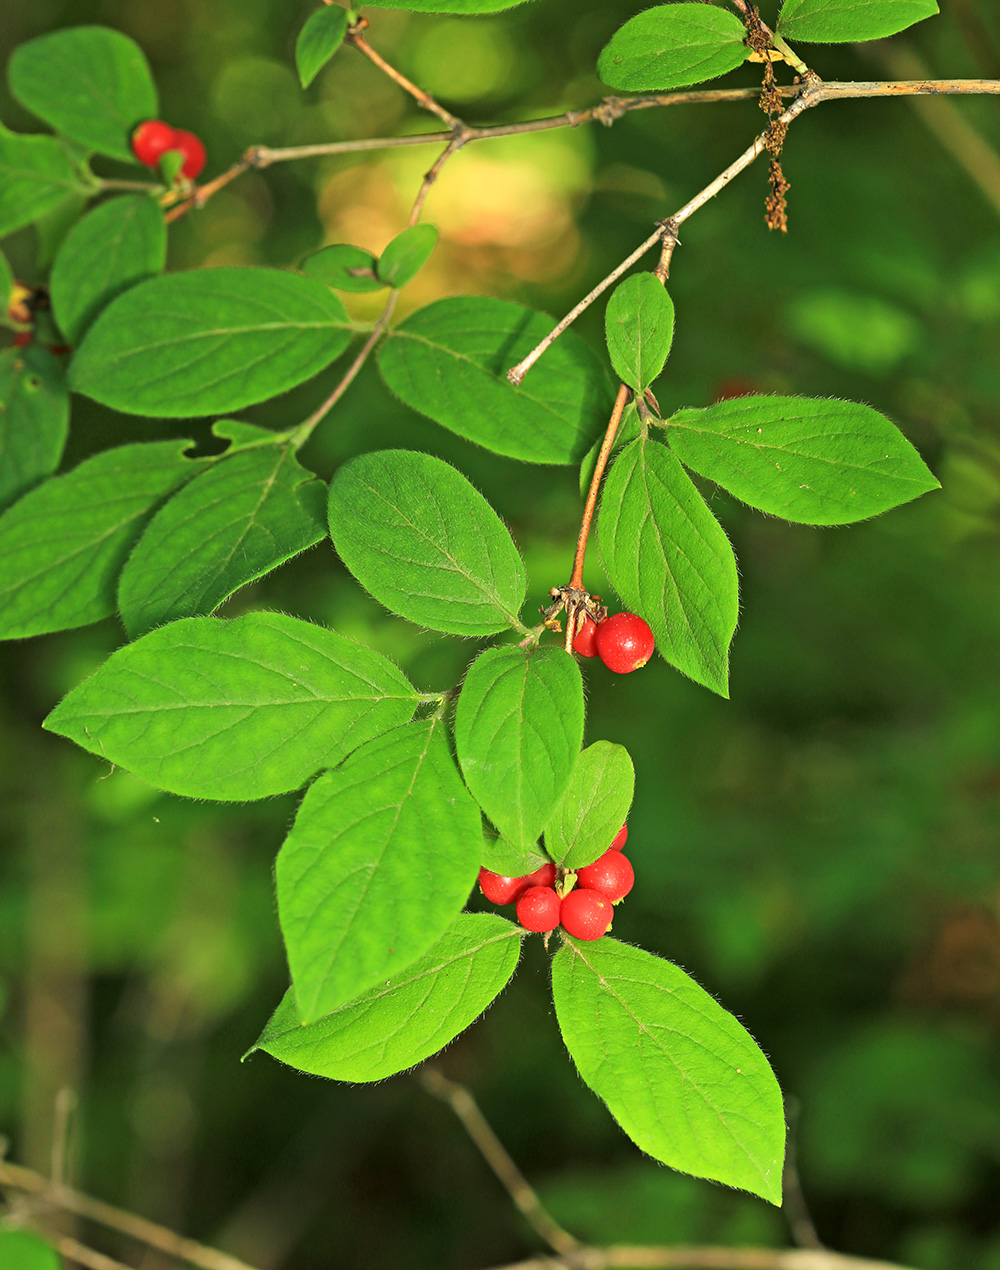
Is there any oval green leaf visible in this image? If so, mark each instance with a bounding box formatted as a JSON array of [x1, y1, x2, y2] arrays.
[[43, 612, 420, 800], [455, 645, 585, 852], [361, 0, 535, 10], [0, 127, 89, 238], [377, 224, 438, 289], [8, 26, 158, 162], [70, 267, 354, 418], [249, 913, 522, 1080], [605, 273, 675, 393], [552, 937, 786, 1204], [777, 0, 939, 43], [0, 345, 70, 512], [301, 244, 384, 293], [0, 439, 200, 640], [119, 445, 328, 637], [50, 194, 166, 345], [598, 435, 738, 697], [0, 1231, 61, 1270], [665, 395, 940, 525], [328, 449, 526, 636], [544, 741, 634, 870], [597, 4, 750, 92], [276, 719, 483, 1021], [296, 5, 349, 88], [378, 296, 612, 465]]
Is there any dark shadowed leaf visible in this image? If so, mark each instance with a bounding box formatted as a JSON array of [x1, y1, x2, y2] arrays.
[[295, 6, 349, 87], [0, 345, 69, 511], [301, 243, 384, 293]]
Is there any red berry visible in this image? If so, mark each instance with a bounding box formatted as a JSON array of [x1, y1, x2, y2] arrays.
[[594, 612, 655, 674], [525, 862, 556, 888], [576, 849, 634, 902], [516, 885, 561, 933], [610, 823, 628, 852], [172, 129, 207, 179], [478, 867, 528, 906], [572, 615, 599, 658], [560, 889, 613, 940], [131, 120, 177, 168]]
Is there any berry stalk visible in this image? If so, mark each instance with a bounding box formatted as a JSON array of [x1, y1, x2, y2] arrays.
[[569, 382, 631, 591]]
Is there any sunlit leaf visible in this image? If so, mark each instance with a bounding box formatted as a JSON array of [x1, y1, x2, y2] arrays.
[[119, 445, 328, 636], [0, 1230, 61, 1270], [378, 296, 612, 465], [552, 937, 786, 1204], [598, 435, 738, 697], [8, 26, 158, 161], [665, 395, 940, 525], [605, 273, 675, 393], [777, 0, 939, 43], [328, 449, 526, 635], [377, 224, 438, 289], [545, 741, 634, 870], [250, 913, 522, 1079], [71, 268, 354, 418], [276, 719, 482, 1021], [597, 5, 750, 92], [0, 127, 89, 239], [50, 194, 166, 344], [455, 645, 585, 851], [44, 612, 419, 800]]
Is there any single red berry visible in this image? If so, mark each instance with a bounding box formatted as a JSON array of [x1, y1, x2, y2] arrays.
[[516, 885, 561, 933], [478, 867, 529, 906], [131, 119, 177, 168], [576, 849, 634, 902], [560, 888, 613, 940], [609, 823, 628, 852], [572, 615, 599, 658], [172, 129, 207, 179], [525, 861, 556, 888], [594, 612, 655, 674]]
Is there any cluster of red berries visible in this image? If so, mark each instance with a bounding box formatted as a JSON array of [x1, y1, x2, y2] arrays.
[[478, 824, 632, 941], [131, 120, 206, 179], [573, 611, 654, 674]]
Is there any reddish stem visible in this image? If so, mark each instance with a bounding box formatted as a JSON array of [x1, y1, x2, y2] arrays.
[[569, 383, 631, 590]]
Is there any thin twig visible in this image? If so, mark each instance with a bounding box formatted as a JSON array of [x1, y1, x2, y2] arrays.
[[407, 134, 469, 226], [0, 1160, 259, 1270], [481, 1249, 915, 1270], [419, 1068, 581, 1257], [569, 384, 631, 590], [50, 1234, 136, 1270], [347, 22, 462, 128], [51, 1087, 77, 1189], [782, 1099, 822, 1251]]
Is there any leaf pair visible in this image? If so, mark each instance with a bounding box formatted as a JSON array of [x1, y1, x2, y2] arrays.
[[302, 224, 438, 292], [597, 0, 939, 92]]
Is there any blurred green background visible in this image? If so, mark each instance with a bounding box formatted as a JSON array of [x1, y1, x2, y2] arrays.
[[3, 1, 1000, 1267]]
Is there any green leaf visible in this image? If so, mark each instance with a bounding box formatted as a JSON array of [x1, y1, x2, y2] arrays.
[[0, 248, 13, 311], [8, 26, 158, 161], [50, 195, 166, 345], [605, 274, 675, 393], [118, 446, 328, 637], [378, 296, 612, 465], [34, 192, 88, 271], [455, 645, 585, 852], [777, 0, 939, 43], [0, 1230, 61, 1270], [377, 224, 438, 289], [276, 718, 482, 1021], [327, 449, 526, 636], [597, 4, 750, 92], [0, 439, 199, 640], [296, 5, 349, 88], [598, 435, 738, 697], [480, 835, 550, 878], [301, 244, 384, 293], [0, 345, 70, 512], [359, 0, 535, 11], [249, 913, 522, 1079], [43, 612, 419, 801], [551, 937, 786, 1204], [70, 268, 354, 418], [545, 741, 634, 870], [665, 395, 940, 526], [0, 127, 90, 239]]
